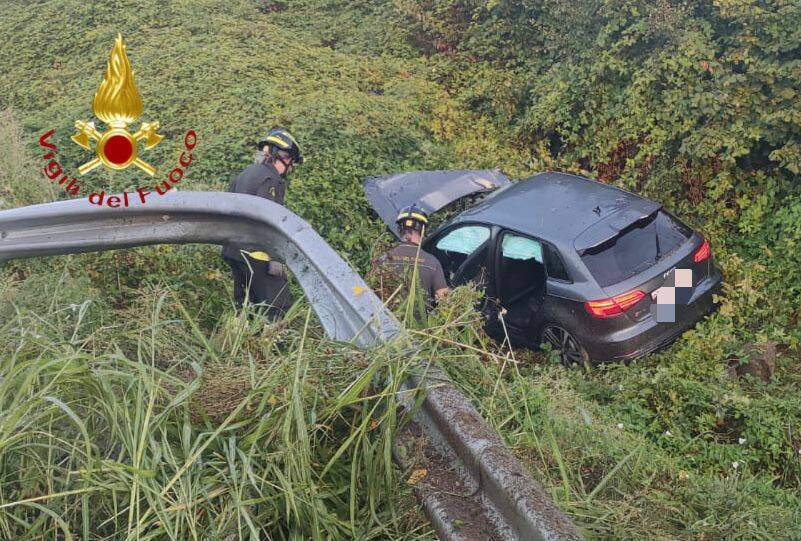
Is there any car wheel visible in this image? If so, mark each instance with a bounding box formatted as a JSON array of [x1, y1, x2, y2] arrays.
[[540, 325, 589, 366]]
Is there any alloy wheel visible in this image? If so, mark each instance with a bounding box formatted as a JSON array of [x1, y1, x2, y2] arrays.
[[541, 325, 586, 366]]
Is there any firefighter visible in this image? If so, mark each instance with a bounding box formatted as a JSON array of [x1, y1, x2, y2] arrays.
[[221, 127, 303, 317], [373, 205, 449, 308]]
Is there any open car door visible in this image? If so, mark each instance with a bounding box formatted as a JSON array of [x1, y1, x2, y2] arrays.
[[364, 169, 511, 237]]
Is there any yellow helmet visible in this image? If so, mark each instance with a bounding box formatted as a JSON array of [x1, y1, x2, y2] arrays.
[[395, 205, 429, 232], [258, 127, 303, 164]]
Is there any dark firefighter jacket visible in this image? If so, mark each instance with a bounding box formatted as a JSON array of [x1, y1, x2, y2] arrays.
[[221, 160, 286, 261]]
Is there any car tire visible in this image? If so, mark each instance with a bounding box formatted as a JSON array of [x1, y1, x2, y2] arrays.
[[540, 324, 590, 367]]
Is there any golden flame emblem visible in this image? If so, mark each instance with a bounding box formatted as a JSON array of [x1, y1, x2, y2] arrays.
[[71, 34, 163, 175], [93, 35, 143, 127]]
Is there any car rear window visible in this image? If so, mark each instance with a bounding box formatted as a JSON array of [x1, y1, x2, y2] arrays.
[[580, 210, 692, 287]]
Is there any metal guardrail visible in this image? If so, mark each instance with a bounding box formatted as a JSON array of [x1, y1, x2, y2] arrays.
[[0, 192, 583, 540], [0, 192, 396, 346]]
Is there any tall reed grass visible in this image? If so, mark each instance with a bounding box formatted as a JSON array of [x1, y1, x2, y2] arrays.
[[0, 278, 434, 540]]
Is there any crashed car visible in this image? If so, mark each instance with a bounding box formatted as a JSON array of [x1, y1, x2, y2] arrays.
[[365, 170, 722, 364]]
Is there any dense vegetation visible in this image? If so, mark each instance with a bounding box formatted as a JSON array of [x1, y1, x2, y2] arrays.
[[1, 0, 799, 538], [0, 277, 433, 539]]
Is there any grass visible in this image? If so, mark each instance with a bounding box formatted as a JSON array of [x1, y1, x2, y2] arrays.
[[0, 272, 436, 539], [9, 267, 799, 539], [415, 287, 801, 539]]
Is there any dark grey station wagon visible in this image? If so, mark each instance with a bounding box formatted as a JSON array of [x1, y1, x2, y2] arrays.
[[365, 170, 722, 364]]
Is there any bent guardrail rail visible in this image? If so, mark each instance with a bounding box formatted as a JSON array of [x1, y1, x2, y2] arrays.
[[0, 192, 582, 541], [0, 192, 396, 346]]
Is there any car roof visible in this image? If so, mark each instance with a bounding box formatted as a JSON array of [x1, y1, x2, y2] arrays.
[[446, 172, 648, 248]]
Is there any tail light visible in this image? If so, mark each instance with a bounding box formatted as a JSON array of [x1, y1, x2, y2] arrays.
[[585, 290, 646, 318], [693, 238, 711, 263]]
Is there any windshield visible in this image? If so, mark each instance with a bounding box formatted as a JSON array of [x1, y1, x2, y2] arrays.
[[580, 210, 691, 287]]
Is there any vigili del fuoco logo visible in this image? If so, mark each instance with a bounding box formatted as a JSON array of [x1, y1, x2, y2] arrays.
[[38, 34, 197, 208]]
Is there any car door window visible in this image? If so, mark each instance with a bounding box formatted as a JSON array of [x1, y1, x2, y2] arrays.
[[498, 233, 546, 303], [432, 225, 491, 283], [436, 225, 490, 254], [501, 235, 543, 262]]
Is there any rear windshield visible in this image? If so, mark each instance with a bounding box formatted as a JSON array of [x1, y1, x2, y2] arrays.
[[580, 210, 692, 287]]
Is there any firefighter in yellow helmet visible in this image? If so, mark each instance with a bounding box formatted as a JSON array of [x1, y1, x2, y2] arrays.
[[372, 205, 450, 308], [221, 127, 303, 317]]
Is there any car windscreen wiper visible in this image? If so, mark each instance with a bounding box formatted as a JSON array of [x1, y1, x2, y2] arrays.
[[655, 223, 662, 261]]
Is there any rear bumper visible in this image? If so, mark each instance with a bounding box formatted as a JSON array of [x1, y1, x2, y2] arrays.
[[584, 268, 723, 362]]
